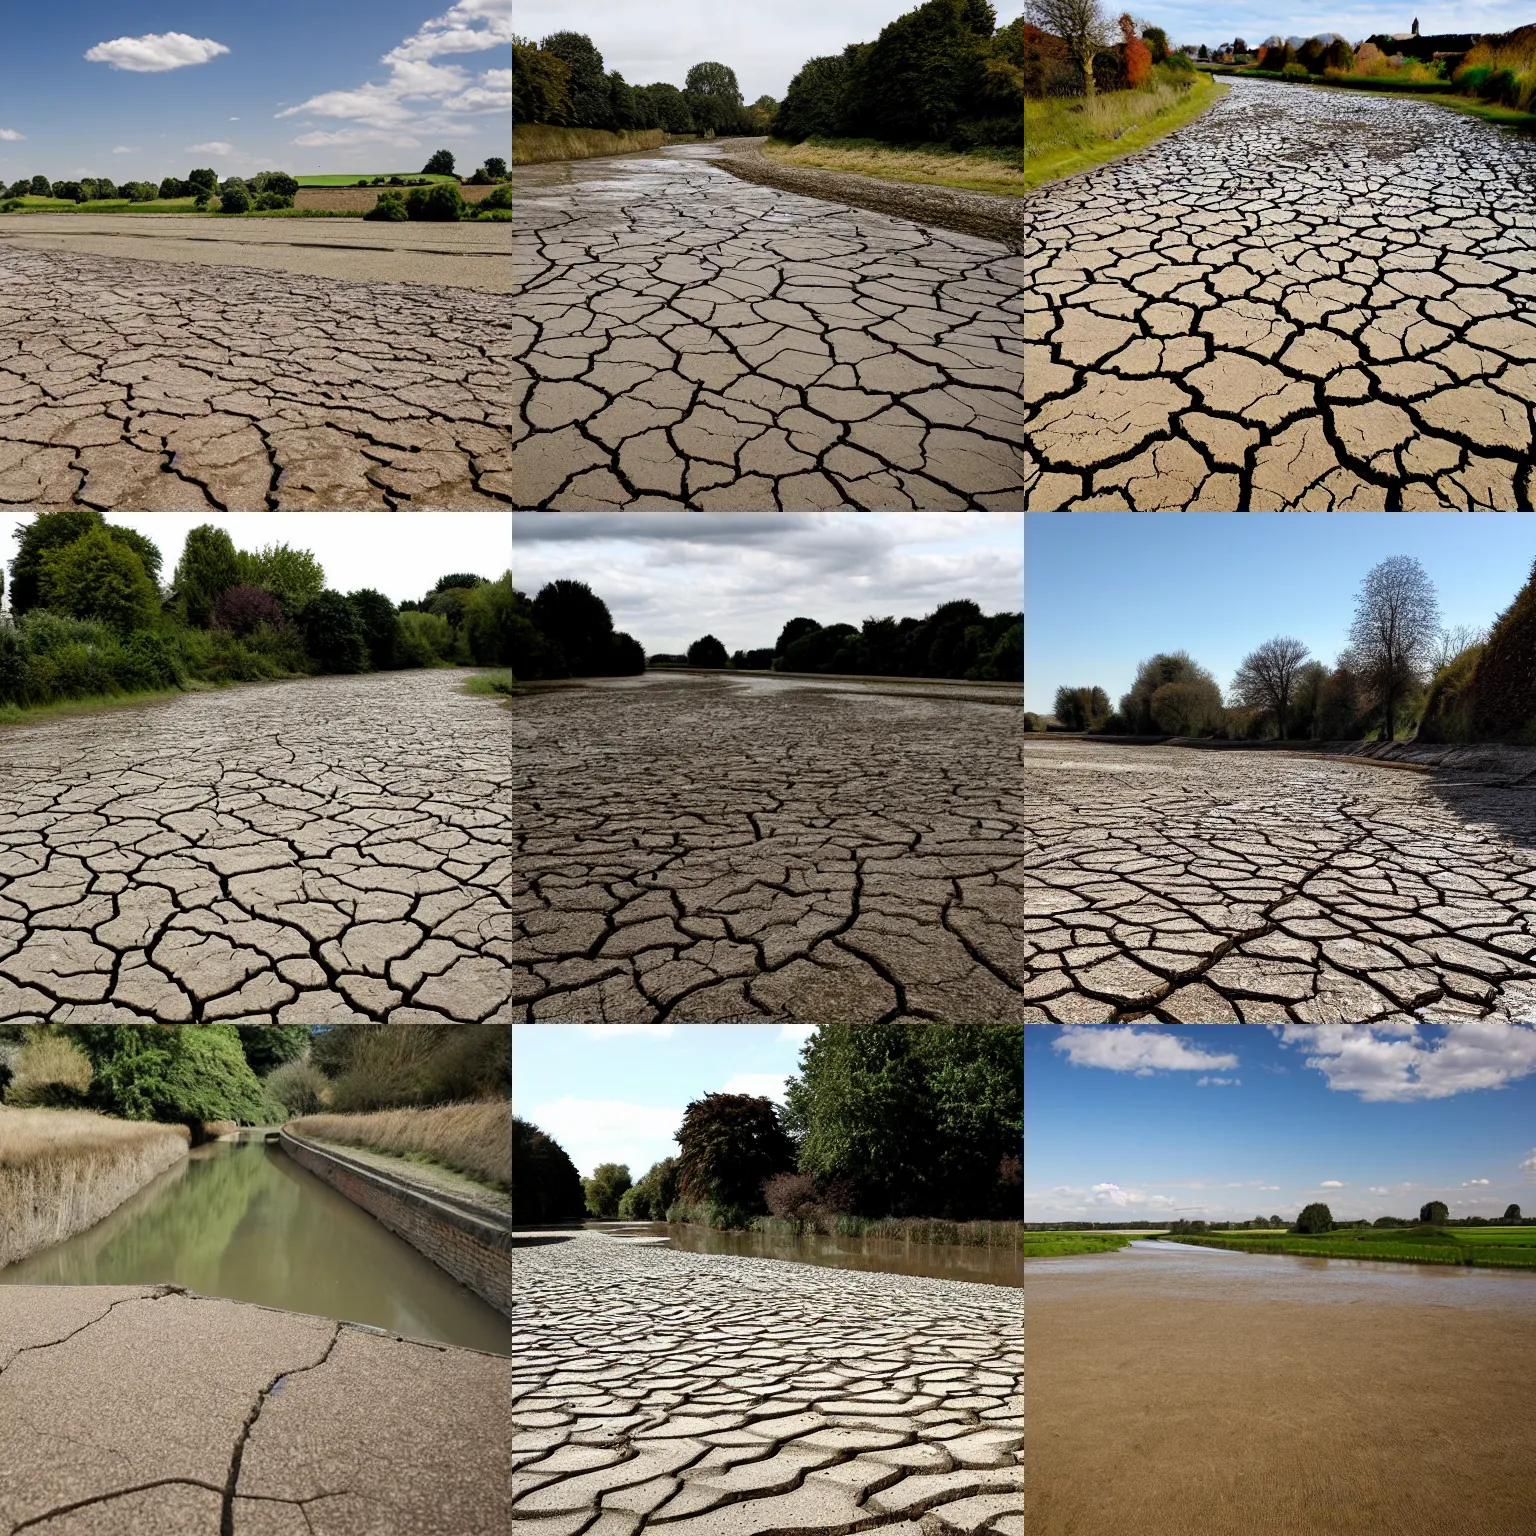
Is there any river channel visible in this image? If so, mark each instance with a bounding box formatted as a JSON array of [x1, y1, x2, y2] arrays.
[[0, 1139, 509, 1354], [589, 1221, 1022, 1287]]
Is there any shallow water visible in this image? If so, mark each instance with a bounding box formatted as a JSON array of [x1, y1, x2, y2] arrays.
[[0, 1140, 509, 1353], [591, 1221, 1022, 1287]]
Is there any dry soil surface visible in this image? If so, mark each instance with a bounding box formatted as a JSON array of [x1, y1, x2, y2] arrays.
[[1019, 737, 1536, 1022], [0, 1283, 510, 1536], [511, 143, 1025, 510], [510, 672, 1029, 1022], [1026, 1243, 1536, 1536], [0, 670, 513, 1024], [512, 1231, 1022, 1535], [1023, 79, 1536, 509], [0, 219, 514, 509]]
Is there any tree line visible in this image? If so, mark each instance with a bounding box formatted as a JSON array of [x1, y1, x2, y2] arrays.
[[513, 32, 774, 136], [1043, 553, 1536, 745], [512, 1023, 1022, 1229], [1166, 1200, 1525, 1235], [0, 511, 510, 711], [777, 0, 1024, 147]]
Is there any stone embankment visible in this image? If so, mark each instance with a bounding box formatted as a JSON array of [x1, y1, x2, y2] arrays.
[[512, 1231, 1022, 1534], [0, 1283, 509, 1535], [280, 1129, 512, 1317]]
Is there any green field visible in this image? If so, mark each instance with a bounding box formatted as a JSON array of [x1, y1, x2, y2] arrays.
[[1166, 1227, 1536, 1269], [1024, 1233, 1131, 1258], [293, 173, 459, 185]]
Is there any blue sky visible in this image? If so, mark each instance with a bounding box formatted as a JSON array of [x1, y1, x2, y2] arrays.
[[1137, 2, 1535, 49], [1026, 1025, 1536, 1224], [512, 1024, 817, 1179], [1025, 512, 1536, 715], [0, 1, 510, 185]]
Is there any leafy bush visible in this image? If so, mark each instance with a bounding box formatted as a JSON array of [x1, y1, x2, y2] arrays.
[[5, 1032, 94, 1108], [212, 584, 285, 636], [71, 1025, 279, 1127], [512, 1117, 586, 1223], [364, 192, 410, 221], [676, 1093, 796, 1213], [1296, 1201, 1333, 1233], [218, 181, 253, 214], [302, 590, 368, 673], [397, 609, 455, 666], [348, 588, 400, 670], [264, 1058, 329, 1116], [38, 527, 160, 634], [1281, 61, 1310, 79], [234, 543, 325, 618], [234, 1026, 311, 1076], [406, 183, 464, 221], [253, 191, 293, 210], [479, 183, 513, 210], [319, 1023, 508, 1111]]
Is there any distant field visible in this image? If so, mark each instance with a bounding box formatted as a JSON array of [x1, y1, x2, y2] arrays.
[[1024, 1233, 1130, 1258], [293, 173, 458, 185], [1166, 1227, 1536, 1269]]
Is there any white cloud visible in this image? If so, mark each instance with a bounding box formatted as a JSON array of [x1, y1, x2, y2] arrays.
[[1196, 1076, 1241, 1087], [111, 145, 138, 155], [1463, 1178, 1490, 1186], [1259, 1185, 1279, 1191], [778, 1025, 818, 1048], [85, 33, 229, 73], [1524, 1150, 1536, 1174], [1090, 1182, 1135, 1207], [0, 130, 24, 142], [721, 1073, 790, 1104], [1054, 1026, 1239, 1077], [275, 2, 509, 141], [1278, 1023, 1536, 1102], [186, 141, 234, 157], [1320, 1180, 1344, 1188], [524, 1096, 683, 1180]]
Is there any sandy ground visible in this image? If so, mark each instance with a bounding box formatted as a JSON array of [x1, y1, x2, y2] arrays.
[[1027, 1245, 1536, 1535], [0, 213, 511, 291]]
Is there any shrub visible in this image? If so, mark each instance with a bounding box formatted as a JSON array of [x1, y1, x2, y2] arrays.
[[1281, 61, 1310, 79], [0, 629, 25, 704], [584, 1161, 632, 1218], [406, 183, 464, 221], [70, 1025, 277, 1127], [461, 575, 512, 665], [253, 191, 293, 210], [764, 1170, 821, 1220], [1296, 1201, 1333, 1234], [397, 609, 455, 666], [39, 527, 160, 634], [212, 584, 285, 637], [234, 543, 325, 618], [687, 634, 729, 668], [479, 183, 513, 210], [512, 1117, 586, 1223], [5, 1033, 94, 1108], [234, 1026, 311, 1077], [617, 1184, 652, 1219], [264, 1058, 329, 1116], [253, 171, 299, 198], [1150, 679, 1221, 735], [676, 1093, 796, 1213], [302, 590, 368, 673], [218, 181, 252, 215], [364, 192, 410, 221]]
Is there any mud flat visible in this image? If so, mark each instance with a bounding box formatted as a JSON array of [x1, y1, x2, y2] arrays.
[[1026, 1241, 1536, 1535]]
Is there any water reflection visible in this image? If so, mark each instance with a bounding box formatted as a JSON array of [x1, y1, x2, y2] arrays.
[[0, 1141, 509, 1354], [591, 1222, 1022, 1288]]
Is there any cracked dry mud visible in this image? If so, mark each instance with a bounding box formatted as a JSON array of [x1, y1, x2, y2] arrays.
[[0, 246, 516, 509], [0, 1283, 510, 1536], [511, 1232, 1022, 1536], [511, 144, 1025, 509], [510, 674, 1028, 1022], [0, 670, 514, 1024], [1020, 740, 1536, 1022], [1022, 79, 1536, 509]]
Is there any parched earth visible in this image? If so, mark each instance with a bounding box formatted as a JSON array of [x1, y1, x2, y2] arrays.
[[1022, 79, 1536, 509], [0, 671, 513, 1024], [0, 230, 516, 509], [511, 144, 1025, 510], [509, 673, 1029, 1022], [0, 1284, 510, 1535], [1019, 739, 1536, 1022], [511, 1232, 1022, 1535]]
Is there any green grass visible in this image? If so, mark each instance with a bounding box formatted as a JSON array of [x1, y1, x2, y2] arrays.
[[459, 670, 512, 698], [0, 683, 206, 729], [1025, 71, 1226, 189], [293, 173, 459, 185], [1024, 1233, 1130, 1258], [761, 136, 1024, 197], [1165, 1227, 1536, 1269]]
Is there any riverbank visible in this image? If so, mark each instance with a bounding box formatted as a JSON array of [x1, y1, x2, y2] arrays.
[[1028, 1242, 1536, 1535], [0, 1282, 509, 1535], [0, 1108, 188, 1268], [288, 1103, 510, 1197], [1164, 1227, 1536, 1268]]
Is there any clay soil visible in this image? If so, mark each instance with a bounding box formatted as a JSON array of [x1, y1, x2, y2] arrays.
[[1027, 1253, 1536, 1535]]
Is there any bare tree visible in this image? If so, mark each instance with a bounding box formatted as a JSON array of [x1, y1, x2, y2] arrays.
[[1428, 622, 1485, 675], [1024, 0, 1113, 98], [1231, 636, 1310, 739], [1348, 556, 1441, 742]]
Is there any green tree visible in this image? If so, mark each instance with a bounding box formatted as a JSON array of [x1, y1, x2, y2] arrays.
[[347, 588, 400, 670], [484, 156, 508, 179], [39, 526, 160, 633], [462, 574, 513, 666], [618, 1156, 681, 1220], [513, 1117, 586, 1223], [69, 1025, 276, 1127], [640, 82, 694, 133], [1419, 1200, 1449, 1225], [234, 1025, 311, 1077], [584, 1161, 632, 1218], [302, 591, 368, 673], [848, 0, 1000, 140], [1054, 684, 1110, 730], [513, 38, 573, 124], [421, 149, 456, 175], [608, 71, 638, 128], [9, 510, 103, 616], [1504, 1204, 1522, 1222], [218, 179, 252, 214], [173, 524, 241, 627], [676, 1093, 796, 1214], [540, 32, 613, 128], [1296, 1202, 1334, 1234], [187, 168, 218, 193], [684, 60, 745, 134], [531, 579, 615, 675], [235, 543, 325, 616], [687, 634, 729, 668]]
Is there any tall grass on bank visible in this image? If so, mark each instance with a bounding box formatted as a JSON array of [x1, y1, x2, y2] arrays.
[[512, 125, 665, 165], [666, 1203, 1025, 1248], [290, 1102, 510, 1194], [0, 1108, 189, 1268], [1164, 1233, 1536, 1269], [762, 137, 1025, 196]]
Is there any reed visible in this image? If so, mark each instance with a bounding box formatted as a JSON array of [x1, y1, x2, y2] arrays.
[[512, 125, 665, 165], [290, 1101, 510, 1193], [0, 1107, 189, 1268]]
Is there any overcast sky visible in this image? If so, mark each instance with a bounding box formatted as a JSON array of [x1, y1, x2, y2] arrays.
[[512, 513, 1023, 655], [514, 0, 1027, 102], [1137, 1, 1533, 48], [1, 513, 510, 607]]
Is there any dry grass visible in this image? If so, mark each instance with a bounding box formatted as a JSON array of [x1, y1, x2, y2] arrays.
[[290, 1102, 510, 1194], [0, 1107, 190, 1268], [512, 125, 665, 165], [762, 138, 1025, 196]]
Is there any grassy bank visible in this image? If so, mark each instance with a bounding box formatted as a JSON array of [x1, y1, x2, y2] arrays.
[[460, 670, 513, 698], [668, 1205, 1024, 1247], [1165, 1227, 1536, 1269], [513, 125, 666, 165], [761, 137, 1024, 196], [1024, 1233, 1131, 1257], [1026, 72, 1226, 189], [0, 1107, 190, 1268], [290, 1103, 510, 1194]]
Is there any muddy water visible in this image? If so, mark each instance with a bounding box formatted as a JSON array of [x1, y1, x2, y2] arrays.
[[592, 1221, 1022, 1287], [0, 1141, 508, 1354]]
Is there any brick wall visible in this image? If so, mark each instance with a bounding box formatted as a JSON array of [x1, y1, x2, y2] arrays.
[[280, 1131, 511, 1318]]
